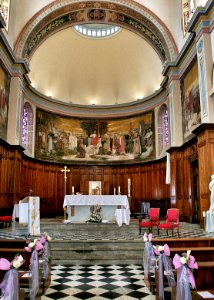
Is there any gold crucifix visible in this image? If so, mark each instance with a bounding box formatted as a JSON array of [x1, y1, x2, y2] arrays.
[[61, 166, 70, 220]]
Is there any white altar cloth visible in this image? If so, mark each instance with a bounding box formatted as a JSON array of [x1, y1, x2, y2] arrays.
[[205, 210, 214, 233], [63, 195, 130, 225]]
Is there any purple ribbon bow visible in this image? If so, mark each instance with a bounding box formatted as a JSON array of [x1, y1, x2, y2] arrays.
[[173, 253, 198, 300]]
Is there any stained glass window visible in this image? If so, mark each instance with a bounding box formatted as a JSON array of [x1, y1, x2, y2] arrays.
[[22, 102, 33, 154]]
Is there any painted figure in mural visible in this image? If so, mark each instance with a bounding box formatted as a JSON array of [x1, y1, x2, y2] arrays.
[[209, 174, 214, 211], [0, 88, 7, 125], [132, 131, 141, 155], [90, 130, 99, 146], [68, 132, 77, 151], [100, 133, 111, 155], [144, 128, 153, 146]]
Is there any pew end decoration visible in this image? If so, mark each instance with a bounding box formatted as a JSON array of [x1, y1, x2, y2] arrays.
[[173, 250, 198, 300], [143, 232, 156, 280], [0, 255, 24, 300], [153, 243, 176, 299]]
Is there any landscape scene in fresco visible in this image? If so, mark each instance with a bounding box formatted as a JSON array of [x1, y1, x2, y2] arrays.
[[181, 61, 201, 140], [35, 109, 155, 163], [0, 64, 10, 141]]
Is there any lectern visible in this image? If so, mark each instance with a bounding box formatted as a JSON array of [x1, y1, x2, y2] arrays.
[[19, 196, 40, 235]]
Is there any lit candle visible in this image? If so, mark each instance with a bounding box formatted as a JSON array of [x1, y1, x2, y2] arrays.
[[203, 211, 206, 217], [128, 178, 131, 197], [72, 186, 74, 194], [114, 187, 116, 195], [118, 186, 120, 194]]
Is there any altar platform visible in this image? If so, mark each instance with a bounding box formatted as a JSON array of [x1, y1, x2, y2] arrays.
[[1, 218, 214, 265]]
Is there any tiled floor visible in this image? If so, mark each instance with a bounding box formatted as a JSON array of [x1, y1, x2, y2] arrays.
[[42, 264, 155, 300], [1, 220, 213, 241]]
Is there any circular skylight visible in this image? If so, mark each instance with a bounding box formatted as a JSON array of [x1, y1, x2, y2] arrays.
[[73, 24, 121, 38]]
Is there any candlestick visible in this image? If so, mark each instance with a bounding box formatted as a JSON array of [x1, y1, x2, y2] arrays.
[[118, 186, 120, 195], [114, 187, 116, 195], [72, 186, 74, 194]]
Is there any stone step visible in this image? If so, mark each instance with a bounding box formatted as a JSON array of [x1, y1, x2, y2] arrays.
[[52, 259, 143, 265], [50, 240, 143, 250]]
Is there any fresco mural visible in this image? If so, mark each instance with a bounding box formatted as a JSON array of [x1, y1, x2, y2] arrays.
[[35, 109, 155, 163], [181, 60, 201, 141], [0, 63, 10, 141]]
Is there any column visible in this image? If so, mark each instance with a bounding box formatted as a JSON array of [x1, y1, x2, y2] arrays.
[[7, 77, 23, 144], [168, 80, 183, 147], [196, 34, 214, 123]]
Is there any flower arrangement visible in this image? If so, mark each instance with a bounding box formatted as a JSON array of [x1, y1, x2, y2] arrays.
[[143, 232, 152, 242], [87, 204, 102, 223], [153, 244, 170, 256], [25, 238, 43, 252], [173, 250, 198, 289], [39, 232, 52, 244], [0, 254, 24, 270]]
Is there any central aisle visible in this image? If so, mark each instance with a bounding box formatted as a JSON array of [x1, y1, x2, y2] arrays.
[[42, 264, 156, 300]]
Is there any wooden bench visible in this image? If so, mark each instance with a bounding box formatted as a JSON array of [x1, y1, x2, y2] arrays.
[[146, 243, 214, 299], [192, 288, 214, 300], [152, 237, 214, 248], [0, 244, 51, 297]]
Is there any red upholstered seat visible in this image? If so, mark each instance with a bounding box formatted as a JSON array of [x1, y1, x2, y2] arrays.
[[0, 216, 12, 222], [0, 216, 12, 228], [139, 207, 160, 234], [157, 208, 179, 236]]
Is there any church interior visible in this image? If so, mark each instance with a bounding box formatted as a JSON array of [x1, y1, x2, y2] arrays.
[[0, 0, 214, 299]]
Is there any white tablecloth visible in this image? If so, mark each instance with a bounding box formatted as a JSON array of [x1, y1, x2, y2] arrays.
[[205, 210, 214, 232], [63, 195, 130, 225], [63, 195, 129, 209], [115, 209, 130, 227], [12, 204, 19, 221]]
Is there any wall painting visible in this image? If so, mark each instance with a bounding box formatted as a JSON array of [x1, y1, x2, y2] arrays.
[[0, 63, 10, 141], [181, 60, 201, 141], [35, 109, 155, 164]]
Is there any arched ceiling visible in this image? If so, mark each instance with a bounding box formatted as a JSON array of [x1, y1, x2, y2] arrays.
[[28, 26, 164, 106], [15, 0, 178, 106]]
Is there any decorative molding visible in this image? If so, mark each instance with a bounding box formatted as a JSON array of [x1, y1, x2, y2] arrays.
[[14, 0, 178, 63]]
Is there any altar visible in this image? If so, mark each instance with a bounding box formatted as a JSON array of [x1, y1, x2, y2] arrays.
[[63, 195, 130, 226]]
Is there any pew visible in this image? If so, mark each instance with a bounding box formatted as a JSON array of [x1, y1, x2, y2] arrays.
[[0, 240, 51, 298], [146, 238, 214, 299], [152, 237, 214, 248]]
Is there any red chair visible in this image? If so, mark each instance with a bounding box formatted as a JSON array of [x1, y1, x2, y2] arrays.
[[139, 207, 160, 235], [0, 216, 12, 227], [157, 208, 179, 236]]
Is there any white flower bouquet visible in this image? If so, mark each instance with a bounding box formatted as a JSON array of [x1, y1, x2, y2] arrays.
[[86, 204, 102, 223]]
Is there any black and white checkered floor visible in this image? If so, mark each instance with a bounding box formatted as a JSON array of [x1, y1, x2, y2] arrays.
[[42, 264, 155, 300]]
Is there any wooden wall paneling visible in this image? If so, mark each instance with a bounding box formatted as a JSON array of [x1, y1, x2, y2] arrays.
[[80, 173, 90, 194], [111, 169, 118, 194], [140, 170, 147, 201], [146, 165, 156, 200], [33, 164, 44, 199], [183, 149, 192, 217], [0, 147, 8, 208], [197, 128, 214, 219], [103, 167, 110, 195], [42, 166, 56, 214], [131, 167, 141, 212], [118, 168, 125, 195]]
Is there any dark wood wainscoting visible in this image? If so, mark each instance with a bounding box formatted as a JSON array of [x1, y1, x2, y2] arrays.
[[0, 138, 170, 218]]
